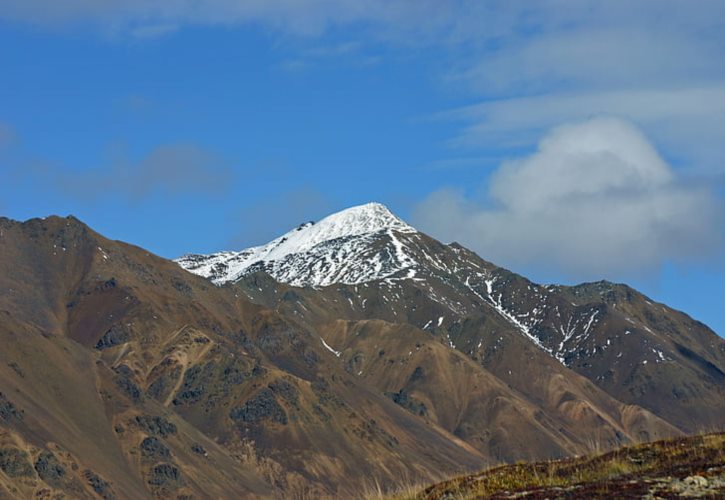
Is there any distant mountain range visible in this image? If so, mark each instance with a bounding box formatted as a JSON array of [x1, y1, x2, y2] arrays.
[[0, 204, 722, 498]]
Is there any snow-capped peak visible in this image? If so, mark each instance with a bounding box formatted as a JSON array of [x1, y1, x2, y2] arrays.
[[274, 202, 414, 255], [176, 202, 418, 286]]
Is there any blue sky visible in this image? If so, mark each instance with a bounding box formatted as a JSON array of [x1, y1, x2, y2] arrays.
[[1, 1, 723, 334]]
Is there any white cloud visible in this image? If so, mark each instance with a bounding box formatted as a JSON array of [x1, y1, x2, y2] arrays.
[[3, 1, 724, 272], [412, 118, 722, 280], [130, 23, 178, 39], [454, 28, 722, 96], [0, 0, 447, 37], [14, 143, 233, 202], [445, 86, 725, 173], [3, 2, 723, 173]]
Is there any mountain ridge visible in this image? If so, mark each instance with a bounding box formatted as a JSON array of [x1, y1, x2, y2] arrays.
[[197, 203, 724, 433], [176, 202, 417, 287], [0, 214, 486, 497], [0, 211, 722, 498], [174, 204, 717, 335]]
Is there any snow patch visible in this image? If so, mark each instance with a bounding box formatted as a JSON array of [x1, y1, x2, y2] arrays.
[[176, 202, 419, 287], [320, 337, 341, 357]]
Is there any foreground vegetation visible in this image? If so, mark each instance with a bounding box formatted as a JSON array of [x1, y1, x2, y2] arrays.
[[395, 432, 725, 499]]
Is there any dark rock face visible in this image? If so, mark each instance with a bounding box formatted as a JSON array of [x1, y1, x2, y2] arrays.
[[34, 451, 66, 486], [140, 437, 171, 460], [386, 389, 428, 417], [171, 358, 256, 408], [134, 415, 177, 437], [0, 392, 23, 421], [0, 447, 34, 477], [222, 361, 251, 385], [409, 366, 425, 383], [230, 388, 288, 425], [114, 365, 143, 402], [148, 463, 183, 488], [268, 378, 300, 405], [95, 324, 130, 350], [170, 277, 192, 296], [147, 363, 182, 402], [96, 277, 117, 291], [171, 364, 205, 406], [85, 470, 115, 499]]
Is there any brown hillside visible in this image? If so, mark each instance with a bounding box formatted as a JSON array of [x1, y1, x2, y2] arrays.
[[0, 214, 721, 498]]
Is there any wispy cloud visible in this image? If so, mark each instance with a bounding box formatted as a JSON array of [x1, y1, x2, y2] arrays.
[[0, 122, 17, 150], [14, 143, 234, 202], [32, 1, 713, 177], [4, 0, 724, 275], [277, 40, 381, 72], [0, 0, 434, 36], [412, 118, 723, 280], [453, 27, 722, 96], [443, 86, 725, 173], [130, 23, 178, 39]]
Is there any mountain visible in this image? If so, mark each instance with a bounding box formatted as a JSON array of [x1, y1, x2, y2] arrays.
[[177, 202, 418, 287], [0, 205, 721, 498], [180, 203, 725, 434], [0, 215, 485, 498]]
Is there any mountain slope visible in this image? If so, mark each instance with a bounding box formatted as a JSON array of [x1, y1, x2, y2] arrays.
[[0, 204, 722, 498], [177, 202, 418, 287], [180, 203, 725, 435], [0, 215, 486, 498]]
